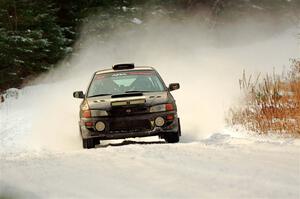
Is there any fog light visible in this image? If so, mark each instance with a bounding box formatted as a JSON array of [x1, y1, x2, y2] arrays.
[[155, 117, 165, 127], [95, 121, 105, 131]]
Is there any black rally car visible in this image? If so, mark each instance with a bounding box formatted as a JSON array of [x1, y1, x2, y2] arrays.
[[73, 63, 181, 149]]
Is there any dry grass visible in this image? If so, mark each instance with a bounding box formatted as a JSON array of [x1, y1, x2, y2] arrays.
[[228, 59, 300, 136]]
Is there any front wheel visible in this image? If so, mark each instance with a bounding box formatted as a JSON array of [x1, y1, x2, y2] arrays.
[[164, 118, 181, 143], [82, 138, 96, 149], [164, 132, 180, 143]]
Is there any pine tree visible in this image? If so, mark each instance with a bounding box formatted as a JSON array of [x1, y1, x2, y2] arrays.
[[0, 0, 71, 91]]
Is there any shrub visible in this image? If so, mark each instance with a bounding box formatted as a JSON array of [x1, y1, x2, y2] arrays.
[[228, 59, 300, 136]]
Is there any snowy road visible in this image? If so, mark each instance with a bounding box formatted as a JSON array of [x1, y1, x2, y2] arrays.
[[1, 133, 299, 199], [1, 26, 299, 198], [1, 74, 299, 199]]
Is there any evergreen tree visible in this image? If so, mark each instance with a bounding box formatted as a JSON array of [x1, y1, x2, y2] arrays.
[[0, 0, 71, 91]]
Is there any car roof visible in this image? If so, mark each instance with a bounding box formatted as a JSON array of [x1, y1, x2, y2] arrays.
[[95, 66, 156, 75]]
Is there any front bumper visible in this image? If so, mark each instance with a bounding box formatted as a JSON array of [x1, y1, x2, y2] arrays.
[[79, 112, 179, 140]]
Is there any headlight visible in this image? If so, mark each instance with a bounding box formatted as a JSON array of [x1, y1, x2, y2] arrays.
[[150, 104, 174, 113], [150, 104, 166, 113], [81, 110, 108, 118], [91, 110, 108, 117], [95, 121, 105, 131]]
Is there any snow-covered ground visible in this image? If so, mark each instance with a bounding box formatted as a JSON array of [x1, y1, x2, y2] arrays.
[[1, 131, 299, 199], [0, 87, 300, 199], [1, 21, 299, 198]]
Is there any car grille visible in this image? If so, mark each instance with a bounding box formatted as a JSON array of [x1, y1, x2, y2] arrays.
[[110, 119, 152, 132], [110, 106, 148, 116]]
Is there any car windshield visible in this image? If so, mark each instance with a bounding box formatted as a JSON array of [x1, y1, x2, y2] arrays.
[[87, 70, 165, 97]]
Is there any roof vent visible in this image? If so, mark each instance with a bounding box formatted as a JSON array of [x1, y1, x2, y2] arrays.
[[112, 63, 134, 70]]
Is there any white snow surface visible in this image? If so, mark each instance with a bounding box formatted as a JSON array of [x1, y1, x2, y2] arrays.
[[0, 87, 300, 199], [131, 18, 143, 25], [1, 133, 300, 199], [1, 24, 300, 199]]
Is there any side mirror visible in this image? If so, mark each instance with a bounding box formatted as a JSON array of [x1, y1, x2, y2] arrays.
[[73, 91, 85, 99], [169, 83, 180, 91]]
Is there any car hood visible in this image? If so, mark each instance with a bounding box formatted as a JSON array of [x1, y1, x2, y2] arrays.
[[86, 91, 169, 110]]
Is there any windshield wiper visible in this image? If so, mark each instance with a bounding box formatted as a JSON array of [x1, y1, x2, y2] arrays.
[[88, 94, 112, 98]]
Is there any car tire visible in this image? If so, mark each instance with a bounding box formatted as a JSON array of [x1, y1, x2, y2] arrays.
[[164, 132, 180, 143], [164, 118, 181, 143], [82, 138, 96, 149], [177, 118, 181, 136]]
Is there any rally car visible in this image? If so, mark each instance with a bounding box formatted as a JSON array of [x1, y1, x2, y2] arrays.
[[73, 63, 181, 149]]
